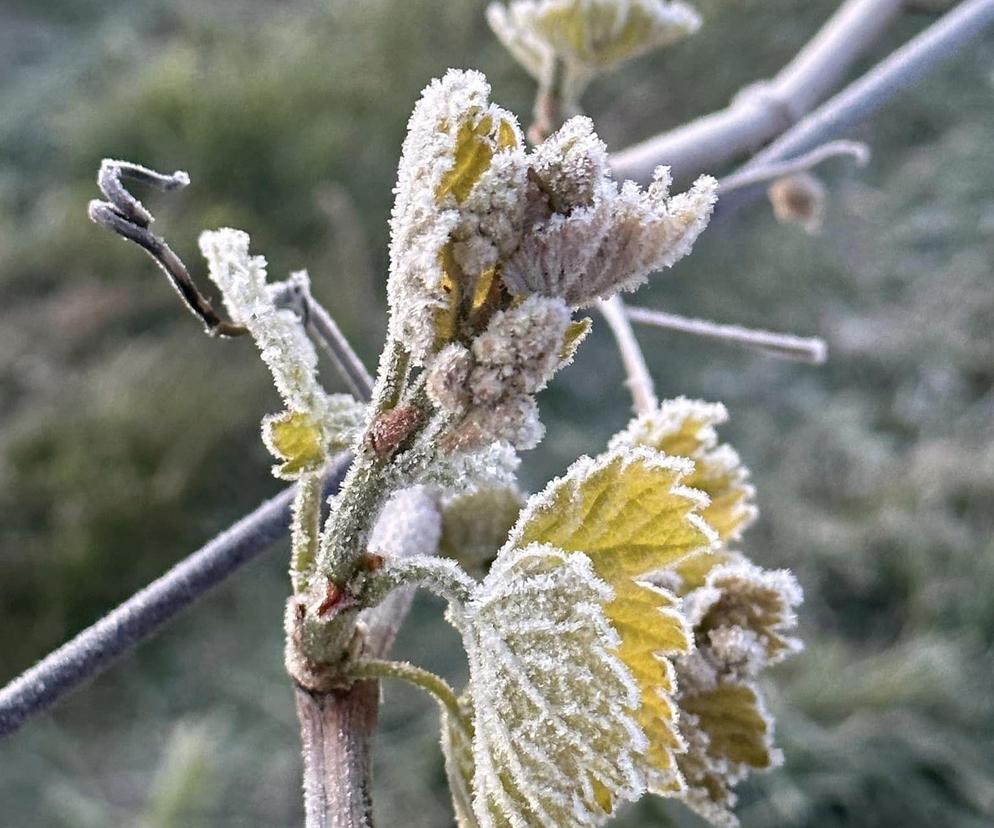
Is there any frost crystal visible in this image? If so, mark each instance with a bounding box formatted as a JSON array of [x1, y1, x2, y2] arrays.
[[488, 0, 701, 96], [368, 486, 442, 561], [200, 229, 325, 413], [610, 397, 757, 553], [509, 445, 717, 797], [388, 72, 715, 384], [427, 295, 574, 451]]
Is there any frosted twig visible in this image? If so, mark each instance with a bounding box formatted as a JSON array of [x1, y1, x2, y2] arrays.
[[272, 273, 374, 402], [718, 140, 869, 195], [0, 455, 351, 739], [610, 0, 904, 183], [627, 306, 828, 364], [87, 160, 247, 338], [597, 294, 658, 415]]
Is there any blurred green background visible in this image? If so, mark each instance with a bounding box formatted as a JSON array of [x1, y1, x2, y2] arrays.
[[1, 0, 992, 825]]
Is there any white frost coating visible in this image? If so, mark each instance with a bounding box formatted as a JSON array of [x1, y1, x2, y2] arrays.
[[451, 543, 649, 827], [488, 0, 701, 90], [502, 165, 718, 308], [428, 295, 572, 451], [506, 444, 717, 554], [387, 69, 527, 364], [200, 229, 326, 411], [368, 486, 442, 561]]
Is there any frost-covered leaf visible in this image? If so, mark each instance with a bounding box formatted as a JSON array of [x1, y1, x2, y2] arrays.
[[488, 0, 700, 90], [502, 163, 717, 308], [452, 543, 648, 827], [262, 410, 324, 479], [199, 229, 326, 414], [507, 446, 717, 794], [674, 561, 803, 825], [610, 398, 756, 544], [262, 395, 365, 480]]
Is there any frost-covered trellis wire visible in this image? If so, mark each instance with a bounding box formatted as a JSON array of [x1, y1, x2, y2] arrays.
[[2, 0, 992, 746]]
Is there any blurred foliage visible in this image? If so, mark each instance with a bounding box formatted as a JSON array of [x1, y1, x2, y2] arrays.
[[1, 0, 992, 826]]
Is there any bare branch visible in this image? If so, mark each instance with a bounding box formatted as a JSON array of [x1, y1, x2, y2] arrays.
[[88, 159, 248, 338], [272, 274, 374, 403], [719, 0, 994, 211], [0, 455, 351, 739], [610, 0, 904, 183], [597, 295, 658, 415], [718, 139, 869, 195], [627, 306, 828, 364]]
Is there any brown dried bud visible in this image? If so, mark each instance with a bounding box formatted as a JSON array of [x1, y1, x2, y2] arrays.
[[767, 172, 825, 234], [366, 403, 423, 460]]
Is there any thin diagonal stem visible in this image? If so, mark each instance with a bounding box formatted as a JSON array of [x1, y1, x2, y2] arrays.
[[717, 0, 994, 215], [718, 139, 869, 195], [273, 274, 374, 402], [597, 294, 658, 415], [349, 658, 465, 727], [627, 306, 828, 364], [610, 0, 904, 183], [0, 455, 350, 739]]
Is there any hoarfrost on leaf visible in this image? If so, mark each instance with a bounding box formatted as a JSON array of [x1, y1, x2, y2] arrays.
[[387, 69, 527, 364], [610, 397, 757, 557], [674, 561, 803, 825], [501, 159, 717, 308], [508, 445, 718, 796], [452, 543, 648, 827]]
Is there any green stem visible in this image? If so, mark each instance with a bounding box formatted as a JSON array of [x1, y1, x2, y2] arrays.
[[290, 473, 323, 593], [349, 658, 469, 732], [317, 337, 411, 585]]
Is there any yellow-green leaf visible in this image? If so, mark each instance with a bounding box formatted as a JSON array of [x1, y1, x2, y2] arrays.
[[610, 398, 757, 592], [262, 410, 324, 479], [437, 115, 496, 204], [507, 446, 717, 792]]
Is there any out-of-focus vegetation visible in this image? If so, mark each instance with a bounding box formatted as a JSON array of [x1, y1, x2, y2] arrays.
[[1, 1, 992, 825]]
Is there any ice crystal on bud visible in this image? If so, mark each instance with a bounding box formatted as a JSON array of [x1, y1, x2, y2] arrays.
[[525, 116, 608, 219], [368, 486, 442, 560], [488, 0, 700, 95], [674, 561, 803, 826], [200, 229, 325, 412], [200, 229, 364, 479], [428, 295, 575, 451], [388, 70, 527, 364], [502, 161, 717, 308]]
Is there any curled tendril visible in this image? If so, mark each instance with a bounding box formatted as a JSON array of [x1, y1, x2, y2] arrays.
[[87, 159, 248, 338]]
